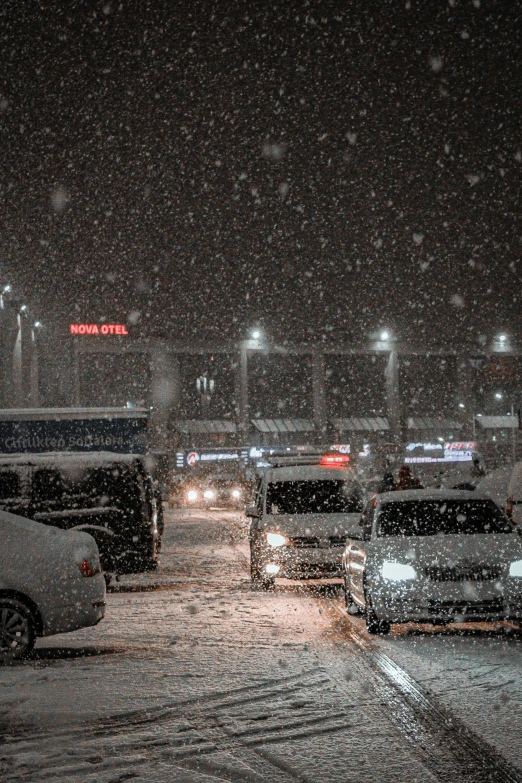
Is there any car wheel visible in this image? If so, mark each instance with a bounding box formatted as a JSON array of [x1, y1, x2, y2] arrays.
[[365, 603, 391, 635], [344, 575, 360, 615], [250, 535, 262, 582], [0, 598, 37, 662]]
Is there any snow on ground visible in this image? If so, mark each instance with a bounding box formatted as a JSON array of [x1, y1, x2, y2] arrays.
[[0, 508, 521, 782]]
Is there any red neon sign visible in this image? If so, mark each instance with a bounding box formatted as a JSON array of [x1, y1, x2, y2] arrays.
[[70, 324, 129, 336]]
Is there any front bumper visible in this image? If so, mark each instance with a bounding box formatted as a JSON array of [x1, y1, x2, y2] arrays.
[[369, 578, 522, 624]]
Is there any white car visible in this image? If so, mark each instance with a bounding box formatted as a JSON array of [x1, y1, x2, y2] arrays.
[[0, 509, 106, 661], [247, 455, 364, 589], [342, 489, 522, 634]]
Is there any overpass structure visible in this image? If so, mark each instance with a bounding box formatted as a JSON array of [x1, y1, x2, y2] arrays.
[[71, 333, 520, 455]]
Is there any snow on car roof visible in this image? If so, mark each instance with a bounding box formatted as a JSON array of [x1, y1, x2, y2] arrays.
[[266, 465, 357, 482], [376, 488, 491, 502], [0, 451, 142, 467]]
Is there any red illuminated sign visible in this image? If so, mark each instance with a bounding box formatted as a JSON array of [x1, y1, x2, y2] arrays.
[[70, 324, 129, 336]]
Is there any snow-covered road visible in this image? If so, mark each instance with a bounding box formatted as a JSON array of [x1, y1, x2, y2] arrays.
[[1, 508, 521, 782]]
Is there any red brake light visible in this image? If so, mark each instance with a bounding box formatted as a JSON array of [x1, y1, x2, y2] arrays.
[[80, 558, 101, 578], [320, 454, 351, 467]]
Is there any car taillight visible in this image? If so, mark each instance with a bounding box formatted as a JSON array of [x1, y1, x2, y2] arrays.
[[320, 454, 351, 466], [80, 558, 101, 578]]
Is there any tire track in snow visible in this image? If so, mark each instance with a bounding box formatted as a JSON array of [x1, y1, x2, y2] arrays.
[[0, 668, 345, 783], [325, 597, 522, 783]]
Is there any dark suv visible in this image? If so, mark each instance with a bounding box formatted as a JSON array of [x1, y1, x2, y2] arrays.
[[0, 452, 160, 574]]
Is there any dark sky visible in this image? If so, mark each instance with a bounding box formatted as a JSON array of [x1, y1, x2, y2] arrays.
[[1, 0, 521, 348]]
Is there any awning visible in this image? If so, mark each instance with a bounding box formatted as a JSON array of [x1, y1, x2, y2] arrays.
[[250, 418, 316, 433], [475, 415, 518, 429], [176, 420, 237, 434], [407, 417, 462, 431], [330, 417, 389, 432]]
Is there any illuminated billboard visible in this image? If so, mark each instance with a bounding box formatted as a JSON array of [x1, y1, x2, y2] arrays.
[[404, 442, 476, 464], [70, 323, 129, 335]]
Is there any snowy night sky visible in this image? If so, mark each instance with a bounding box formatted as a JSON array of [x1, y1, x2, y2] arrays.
[[1, 0, 521, 347]]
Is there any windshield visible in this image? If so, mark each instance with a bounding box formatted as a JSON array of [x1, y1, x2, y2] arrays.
[[266, 480, 364, 515], [377, 499, 513, 537]]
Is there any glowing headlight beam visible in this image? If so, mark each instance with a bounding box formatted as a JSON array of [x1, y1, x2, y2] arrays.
[[266, 532, 287, 547], [381, 561, 416, 581], [509, 560, 522, 577]]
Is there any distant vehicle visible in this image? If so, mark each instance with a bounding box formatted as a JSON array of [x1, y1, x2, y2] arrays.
[[246, 453, 364, 589], [180, 465, 251, 509], [342, 489, 522, 635], [0, 453, 160, 575], [0, 509, 105, 661]]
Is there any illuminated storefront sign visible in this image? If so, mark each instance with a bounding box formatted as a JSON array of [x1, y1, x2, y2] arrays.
[[70, 323, 129, 335], [405, 442, 476, 464]]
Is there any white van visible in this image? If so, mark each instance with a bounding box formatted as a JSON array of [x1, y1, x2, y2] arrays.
[[247, 454, 364, 589]]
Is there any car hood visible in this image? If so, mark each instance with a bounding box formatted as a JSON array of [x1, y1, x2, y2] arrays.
[[260, 512, 362, 537], [367, 532, 522, 569]]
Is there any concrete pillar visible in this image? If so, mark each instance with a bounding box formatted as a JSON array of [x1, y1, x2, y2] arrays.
[[236, 343, 249, 444], [20, 315, 32, 406], [312, 350, 327, 443], [0, 297, 15, 406], [29, 328, 40, 407], [385, 348, 401, 443], [12, 314, 23, 407], [150, 348, 180, 455], [456, 356, 473, 437], [72, 341, 81, 405]]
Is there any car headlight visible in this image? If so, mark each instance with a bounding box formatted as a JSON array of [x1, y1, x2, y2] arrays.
[[231, 489, 241, 498], [266, 532, 288, 547], [186, 490, 198, 502], [203, 490, 215, 500], [381, 561, 416, 581], [509, 560, 522, 577]]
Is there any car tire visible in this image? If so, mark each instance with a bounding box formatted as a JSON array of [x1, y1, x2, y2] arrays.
[[344, 575, 360, 615], [250, 534, 262, 582], [0, 598, 37, 662], [365, 603, 391, 635]]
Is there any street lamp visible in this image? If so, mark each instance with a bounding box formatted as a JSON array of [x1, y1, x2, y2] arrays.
[[380, 330, 390, 341], [495, 392, 503, 400], [251, 329, 262, 340], [498, 334, 507, 344]]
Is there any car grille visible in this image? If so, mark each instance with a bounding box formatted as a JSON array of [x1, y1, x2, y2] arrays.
[[290, 536, 348, 549], [328, 535, 348, 547], [291, 536, 320, 548], [424, 565, 501, 582], [427, 598, 504, 616]]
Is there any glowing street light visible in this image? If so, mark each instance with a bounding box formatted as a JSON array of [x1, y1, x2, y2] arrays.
[[2, 285, 11, 294], [495, 392, 503, 400], [33, 321, 43, 329], [380, 330, 390, 341], [498, 334, 507, 344], [251, 329, 262, 340]]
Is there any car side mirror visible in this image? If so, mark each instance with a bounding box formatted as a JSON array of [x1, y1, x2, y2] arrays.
[[246, 505, 260, 518]]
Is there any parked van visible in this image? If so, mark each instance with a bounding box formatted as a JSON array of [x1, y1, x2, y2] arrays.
[[0, 452, 160, 574]]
